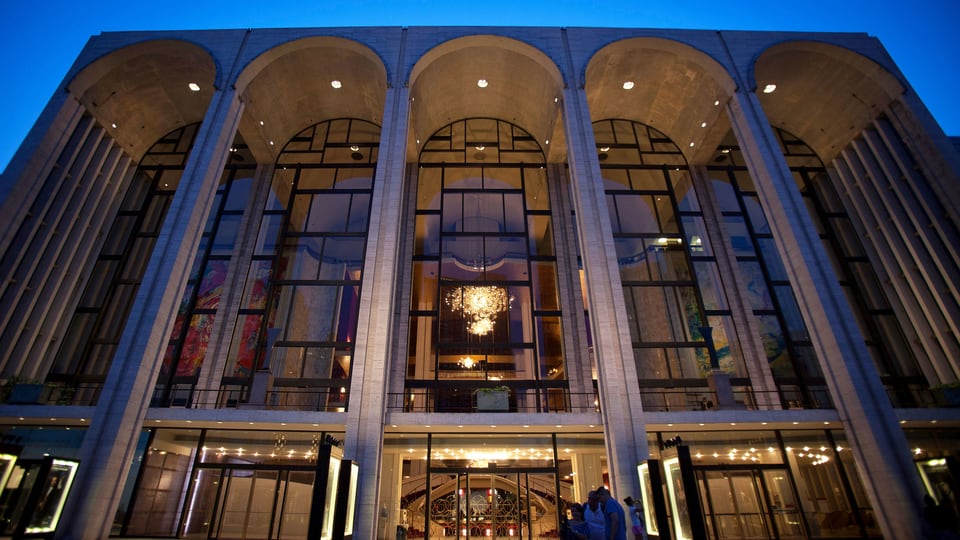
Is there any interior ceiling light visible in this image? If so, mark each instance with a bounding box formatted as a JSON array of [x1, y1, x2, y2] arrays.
[[714, 100, 720, 106], [700, 122, 707, 128], [445, 285, 511, 336], [350, 145, 360, 152], [600, 146, 610, 152], [622, 81, 635, 90], [477, 79, 489, 88], [331, 80, 342, 89], [763, 84, 777, 94], [188, 82, 200, 92]]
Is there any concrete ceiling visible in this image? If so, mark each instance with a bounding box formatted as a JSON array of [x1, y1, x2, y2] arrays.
[[585, 38, 736, 166], [236, 37, 388, 163], [68, 40, 217, 161], [755, 41, 904, 162], [408, 36, 566, 163]]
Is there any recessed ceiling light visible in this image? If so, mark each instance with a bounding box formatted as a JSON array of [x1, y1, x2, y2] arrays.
[[700, 122, 707, 128], [477, 79, 488, 88], [600, 146, 610, 152], [350, 145, 360, 152], [259, 120, 264, 126], [763, 84, 777, 94], [331, 80, 342, 89], [689, 142, 695, 147], [111, 123, 117, 129], [622, 81, 635, 90], [714, 100, 720, 106], [544, 140, 549, 145], [269, 141, 274, 146], [554, 97, 559, 103], [188, 82, 200, 92]]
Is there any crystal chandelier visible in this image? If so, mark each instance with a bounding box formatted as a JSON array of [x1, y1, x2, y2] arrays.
[[445, 285, 510, 336]]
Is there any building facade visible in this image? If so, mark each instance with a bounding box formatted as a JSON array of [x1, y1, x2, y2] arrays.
[[0, 26, 958, 540]]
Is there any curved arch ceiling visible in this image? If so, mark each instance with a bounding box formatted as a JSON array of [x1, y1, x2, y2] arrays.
[[409, 35, 565, 162], [236, 37, 388, 162], [585, 37, 736, 165], [754, 40, 904, 162], [68, 39, 217, 161]]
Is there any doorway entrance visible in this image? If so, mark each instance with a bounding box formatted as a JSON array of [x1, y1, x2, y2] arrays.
[[422, 470, 561, 539], [697, 467, 804, 540], [182, 467, 315, 539]]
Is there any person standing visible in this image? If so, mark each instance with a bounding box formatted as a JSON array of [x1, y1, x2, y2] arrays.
[[596, 487, 627, 540], [624, 496, 648, 540], [583, 490, 606, 540]]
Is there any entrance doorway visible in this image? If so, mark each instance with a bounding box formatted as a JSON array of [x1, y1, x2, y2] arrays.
[[697, 468, 804, 540], [182, 467, 315, 539], [424, 471, 559, 538]]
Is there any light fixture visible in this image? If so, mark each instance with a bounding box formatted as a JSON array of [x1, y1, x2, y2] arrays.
[[475, 145, 485, 151], [445, 285, 511, 335], [331, 80, 342, 89], [763, 84, 777, 94], [714, 100, 720, 106], [689, 142, 695, 147], [477, 79, 488, 88], [350, 145, 360, 152], [599, 146, 610, 152], [700, 121, 707, 128], [188, 82, 200, 92], [622, 81, 635, 90], [111, 123, 117, 129]]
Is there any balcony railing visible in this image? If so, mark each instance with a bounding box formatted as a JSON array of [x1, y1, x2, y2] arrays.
[[149, 385, 348, 412]]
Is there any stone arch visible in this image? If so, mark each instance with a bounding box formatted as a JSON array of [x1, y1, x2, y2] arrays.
[[753, 40, 905, 161], [408, 34, 565, 162], [235, 36, 388, 163], [584, 36, 737, 166], [67, 39, 218, 160]]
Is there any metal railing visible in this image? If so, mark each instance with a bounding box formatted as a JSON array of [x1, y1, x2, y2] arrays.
[[387, 386, 600, 413]]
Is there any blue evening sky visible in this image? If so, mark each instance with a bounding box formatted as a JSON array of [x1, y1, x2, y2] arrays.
[[1, 0, 957, 172]]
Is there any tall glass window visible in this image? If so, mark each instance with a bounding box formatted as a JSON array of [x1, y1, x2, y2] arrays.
[[154, 137, 256, 400], [407, 118, 564, 412], [593, 120, 745, 407], [775, 130, 921, 405], [229, 119, 379, 410], [707, 134, 829, 409], [51, 124, 200, 383]]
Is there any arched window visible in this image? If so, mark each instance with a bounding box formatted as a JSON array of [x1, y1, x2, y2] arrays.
[[407, 118, 564, 412]]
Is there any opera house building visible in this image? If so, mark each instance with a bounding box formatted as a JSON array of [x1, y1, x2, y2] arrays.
[[0, 25, 958, 540]]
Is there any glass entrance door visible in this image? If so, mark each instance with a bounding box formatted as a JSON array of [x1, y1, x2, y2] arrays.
[[182, 467, 315, 540], [698, 468, 804, 540], [425, 471, 559, 539]]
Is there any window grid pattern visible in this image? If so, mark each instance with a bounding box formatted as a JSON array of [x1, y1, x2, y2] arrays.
[[230, 119, 379, 409], [408, 118, 564, 399], [593, 119, 743, 387], [708, 136, 830, 408], [51, 124, 200, 381], [157, 139, 256, 390], [776, 129, 922, 405]]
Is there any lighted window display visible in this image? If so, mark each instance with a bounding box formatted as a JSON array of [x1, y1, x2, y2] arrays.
[[407, 119, 565, 413]]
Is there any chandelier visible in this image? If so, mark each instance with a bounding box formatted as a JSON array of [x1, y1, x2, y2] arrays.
[[445, 285, 510, 336]]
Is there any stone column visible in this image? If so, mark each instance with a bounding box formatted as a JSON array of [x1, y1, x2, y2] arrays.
[[54, 88, 244, 540], [726, 88, 923, 539], [342, 81, 410, 540], [560, 80, 647, 502]]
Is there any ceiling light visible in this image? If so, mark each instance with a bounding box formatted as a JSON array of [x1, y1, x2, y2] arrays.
[[259, 120, 264, 126], [475, 145, 485, 151], [700, 122, 707, 128], [714, 100, 720, 106], [331, 80, 342, 89], [188, 82, 200, 92], [350, 145, 360, 152], [600, 146, 610, 152], [477, 79, 488, 88], [689, 142, 695, 147], [111, 123, 117, 129], [763, 84, 777, 94], [544, 140, 549, 145], [622, 81, 635, 90]]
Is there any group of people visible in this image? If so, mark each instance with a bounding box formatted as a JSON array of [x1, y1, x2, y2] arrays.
[[563, 487, 648, 540]]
